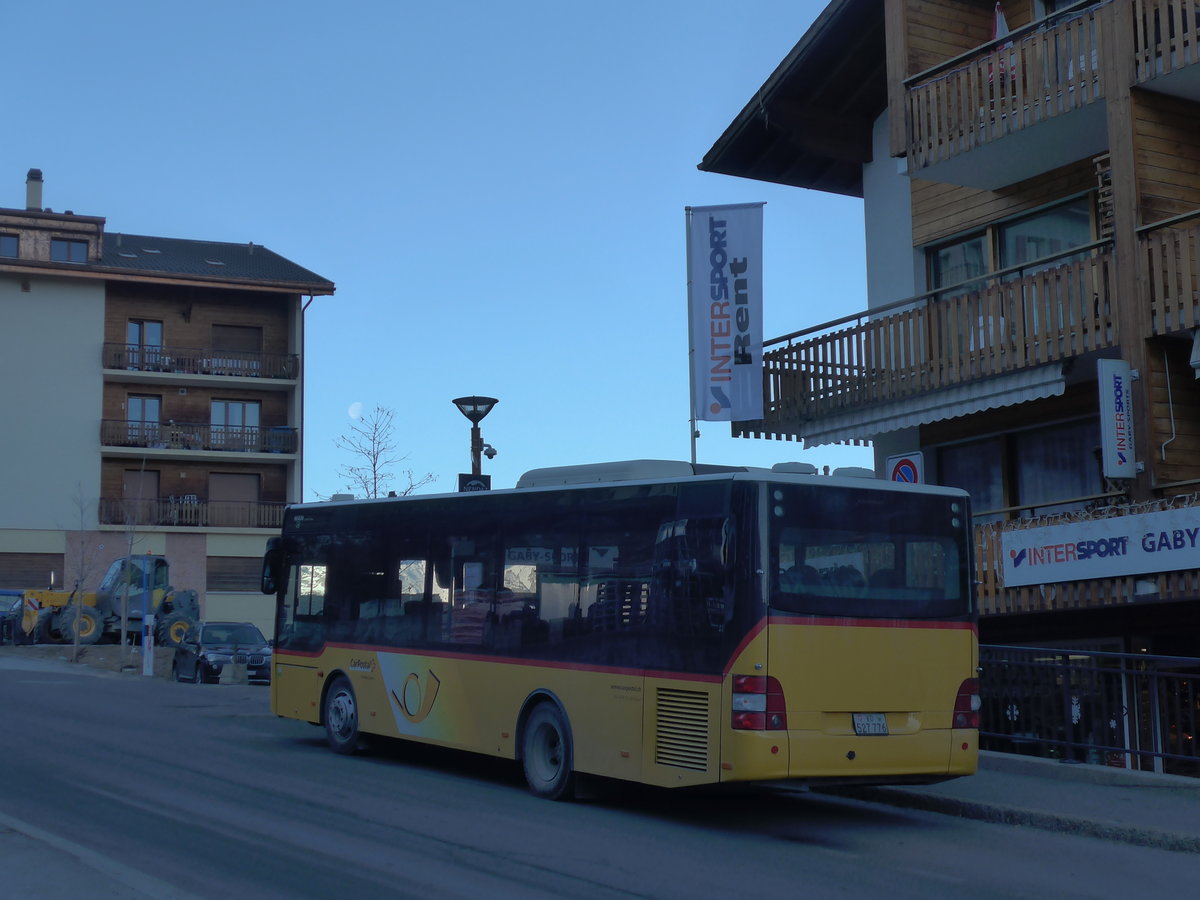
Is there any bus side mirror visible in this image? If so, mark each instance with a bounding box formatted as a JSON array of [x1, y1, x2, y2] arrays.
[[262, 539, 289, 596]]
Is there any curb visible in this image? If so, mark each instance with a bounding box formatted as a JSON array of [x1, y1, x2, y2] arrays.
[[822, 783, 1200, 854]]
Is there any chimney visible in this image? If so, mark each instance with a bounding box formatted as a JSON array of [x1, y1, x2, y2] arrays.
[[26, 168, 43, 211]]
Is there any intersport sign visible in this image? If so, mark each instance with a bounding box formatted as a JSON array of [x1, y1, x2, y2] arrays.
[[1001, 505, 1200, 587]]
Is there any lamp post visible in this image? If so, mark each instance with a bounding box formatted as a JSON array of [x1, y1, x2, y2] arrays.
[[452, 396, 498, 477]]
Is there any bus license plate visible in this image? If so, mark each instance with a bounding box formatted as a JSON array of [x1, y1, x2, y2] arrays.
[[853, 713, 889, 736]]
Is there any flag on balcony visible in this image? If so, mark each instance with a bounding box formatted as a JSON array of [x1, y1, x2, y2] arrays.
[[989, 2, 1013, 87], [686, 202, 764, 423], [992, 1, 1010, 41]]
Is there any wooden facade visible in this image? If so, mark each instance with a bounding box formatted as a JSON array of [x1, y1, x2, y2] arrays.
[[708, 0, 1200, 643]]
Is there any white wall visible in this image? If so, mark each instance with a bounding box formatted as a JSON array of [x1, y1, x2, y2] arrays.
[[0, 274, 104, 532], [862, 111, 923, 308], [861, 113, 926, 473]]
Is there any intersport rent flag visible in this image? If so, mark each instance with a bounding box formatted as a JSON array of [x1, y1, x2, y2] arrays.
[[686, 203, 764, 422]]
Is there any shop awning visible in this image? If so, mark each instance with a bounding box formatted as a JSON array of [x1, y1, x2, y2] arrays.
[[800, 364, 1066, 448]]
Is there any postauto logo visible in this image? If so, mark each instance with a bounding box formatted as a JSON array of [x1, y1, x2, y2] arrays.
[[1010, 535, 1130, 569]]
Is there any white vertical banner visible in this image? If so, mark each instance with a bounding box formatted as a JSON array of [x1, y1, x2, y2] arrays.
[[1097, 358, 1135, 479], [686, 203, 764, 422]]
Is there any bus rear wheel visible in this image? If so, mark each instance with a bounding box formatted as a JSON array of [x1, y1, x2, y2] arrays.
[[522, 702, 575, 801], [324, 676, 361, 755]]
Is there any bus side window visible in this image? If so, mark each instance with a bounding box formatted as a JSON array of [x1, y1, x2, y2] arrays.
[[283, 563, 326, 651]]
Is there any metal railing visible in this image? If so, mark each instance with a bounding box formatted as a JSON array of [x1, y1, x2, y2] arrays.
[[100, 420, 298, 454], [98, 497, 286, 529], [981, 644, 1200, 776], [103, 342, 298, 380]]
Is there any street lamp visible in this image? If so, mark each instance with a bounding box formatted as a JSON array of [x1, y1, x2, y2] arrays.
[[452, 396, 498, 477]]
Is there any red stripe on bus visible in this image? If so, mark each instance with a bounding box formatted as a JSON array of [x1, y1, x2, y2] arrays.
[[767, 615, 977, 632], [279, 643, 724, 684]]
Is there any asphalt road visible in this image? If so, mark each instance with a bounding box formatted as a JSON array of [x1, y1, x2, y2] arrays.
[[1, 653, 1197, 898]]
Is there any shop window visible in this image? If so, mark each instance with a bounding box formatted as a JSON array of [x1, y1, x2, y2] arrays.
[[939, 418, 1101, 521]]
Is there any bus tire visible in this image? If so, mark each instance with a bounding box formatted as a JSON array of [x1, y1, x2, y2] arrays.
[[323, 676, 361, 755], [522, 702, 575, 801]]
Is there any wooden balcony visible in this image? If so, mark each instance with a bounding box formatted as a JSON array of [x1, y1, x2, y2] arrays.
[[100, 420, 298, 454], [1144, 211, 1200, 335], [1132, 0, 1200, 85], [99, 496, 286, 529], [738, 244, 1115, 441], [103, 342, 298, 379], [906, 2, 1105, 180], [905, 1, 1200, 184]]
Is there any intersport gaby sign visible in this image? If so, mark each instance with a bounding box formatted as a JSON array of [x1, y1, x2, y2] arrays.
[[1001, 505, 1200, 587]]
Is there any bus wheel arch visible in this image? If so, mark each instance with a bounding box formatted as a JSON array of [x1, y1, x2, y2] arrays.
[[518, 693, 576, 801], [321, 672, 361, 755]]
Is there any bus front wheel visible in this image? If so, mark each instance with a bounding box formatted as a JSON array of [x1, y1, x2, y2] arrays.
[[324, 676, 360, 755], [522, 703, 575, 801]]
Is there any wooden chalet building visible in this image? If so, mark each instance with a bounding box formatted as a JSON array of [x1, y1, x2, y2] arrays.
[[701, 0, 1200, 653]]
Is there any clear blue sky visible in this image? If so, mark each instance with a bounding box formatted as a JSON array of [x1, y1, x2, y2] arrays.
[[10, 0, 872, 499]]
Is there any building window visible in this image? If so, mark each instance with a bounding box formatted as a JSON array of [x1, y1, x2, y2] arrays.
[[50, 238, 88, 263], [0, 234, 17, 258], [127, 395, 162, 446], [211, 400, 261, 450], [998, 199, 1093, 273], [930, 233, 988, 295], [208, 473, 262, 527], [211, 324, 263, 376], [126, 319, 164, 371], [938, 418, 1102, 521], [927, 196, 1095, 297]]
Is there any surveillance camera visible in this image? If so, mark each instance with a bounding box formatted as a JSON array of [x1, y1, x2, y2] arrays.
[[483, 443, 497, 459]]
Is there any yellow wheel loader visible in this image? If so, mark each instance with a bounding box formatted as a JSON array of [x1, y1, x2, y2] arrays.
[[3, 555, 199, 648]]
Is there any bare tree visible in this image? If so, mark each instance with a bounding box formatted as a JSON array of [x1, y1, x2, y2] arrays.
[[66, 483, 102, 663], [333, 405, 435, 499]]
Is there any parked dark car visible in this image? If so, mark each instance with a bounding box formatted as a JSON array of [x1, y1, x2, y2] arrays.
[[172, 621, 272, 684]]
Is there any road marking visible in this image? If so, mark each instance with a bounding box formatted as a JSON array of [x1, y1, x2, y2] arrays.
[[0, 809, 205, 900]]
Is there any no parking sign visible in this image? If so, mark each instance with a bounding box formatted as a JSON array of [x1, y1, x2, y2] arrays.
[[886, 452, 924, 484]]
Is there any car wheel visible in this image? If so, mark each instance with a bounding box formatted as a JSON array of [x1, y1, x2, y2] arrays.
[[323, 676, 360, 755], [522, 702, 575, 800]]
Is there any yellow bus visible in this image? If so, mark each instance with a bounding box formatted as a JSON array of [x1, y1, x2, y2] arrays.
[[261, 460, 978, 799]]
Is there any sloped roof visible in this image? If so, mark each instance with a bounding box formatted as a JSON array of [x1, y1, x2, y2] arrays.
[[698, 0, 887, 198], [101, 233, 334, 292]]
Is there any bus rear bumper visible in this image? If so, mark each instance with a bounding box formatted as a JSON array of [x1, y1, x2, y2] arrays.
[[720, 727, 978, 785]]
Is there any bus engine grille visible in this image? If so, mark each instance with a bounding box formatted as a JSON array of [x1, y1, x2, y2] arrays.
[[655, 688, 709, 771]]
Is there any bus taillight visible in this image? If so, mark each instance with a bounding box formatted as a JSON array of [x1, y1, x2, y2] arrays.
[[953, 678, 981, 729], [731, 675, 787, 731]]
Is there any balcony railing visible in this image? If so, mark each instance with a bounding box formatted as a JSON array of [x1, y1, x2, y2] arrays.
[[101, 420, 298, 454], [740, 243, 1115, 440], [103, 343, 298, 379], [906, 2, 1106, 170], [1142, 210, 1200, 335], [1133, 0, 1200, 82], [99, 496, 286, 529]]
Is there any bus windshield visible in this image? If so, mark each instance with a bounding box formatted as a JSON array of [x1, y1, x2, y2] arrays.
[[769, 484, 971, 619]]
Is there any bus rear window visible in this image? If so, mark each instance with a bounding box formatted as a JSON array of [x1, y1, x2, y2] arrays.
[[769, 485, 971, 619]]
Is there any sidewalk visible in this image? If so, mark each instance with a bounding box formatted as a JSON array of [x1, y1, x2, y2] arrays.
[[825, 750, 1200, 854]]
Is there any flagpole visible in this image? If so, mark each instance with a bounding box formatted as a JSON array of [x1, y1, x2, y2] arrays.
[[684, 206, 698, 465]]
